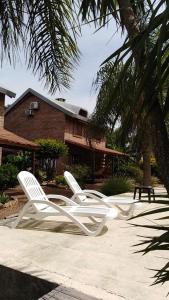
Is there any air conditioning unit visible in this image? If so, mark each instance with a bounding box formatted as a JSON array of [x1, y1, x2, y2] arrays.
[[25, 109, 34, 117], [30, 101, 39, 110]]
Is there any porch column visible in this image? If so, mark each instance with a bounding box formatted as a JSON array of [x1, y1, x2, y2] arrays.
[[0, 93, 5, 165]]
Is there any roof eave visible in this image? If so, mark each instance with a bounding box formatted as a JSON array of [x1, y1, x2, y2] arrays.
[[0, 87, 16, 98]]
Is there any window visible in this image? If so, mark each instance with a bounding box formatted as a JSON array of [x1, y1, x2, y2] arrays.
[[73, 121, 83, 137], [79, 109, 88, 118]]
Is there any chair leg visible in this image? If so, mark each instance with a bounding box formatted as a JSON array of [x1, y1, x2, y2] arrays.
[[54, 205, 109, 236], [68, 214, 107, 236], [148, 191, 151, 203], [11, 202, 31, 229], [117, 205, 135, 220], [133, 188, 136, 199], [153, 189, 155, 201]]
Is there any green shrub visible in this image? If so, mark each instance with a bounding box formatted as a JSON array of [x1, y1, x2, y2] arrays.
[[35, 169, 47, 183], [68, 164, 91, 184], [0, 164, 18, 191], [55, 175, 67, 186], [0, 193, 9, 204], [4, 152, 31, 171], [119, 163, 143, 183], [126, 165, 143, 183], [100, 176, 132, 196]]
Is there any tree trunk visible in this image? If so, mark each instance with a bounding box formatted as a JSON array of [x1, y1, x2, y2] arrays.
[[150, 101, 169, 194], [141, 123, 152, 186], [118, 0, 152, 185], [142, 143, 151, 186], [118, 0, 141, 61]]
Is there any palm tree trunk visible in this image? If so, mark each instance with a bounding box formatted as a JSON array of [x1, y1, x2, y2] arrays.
[[118, 0, 153, 186], [118, 0, 140, 60], [142, 140, 151, 186], [150, 101, 169, 194], [140, 122, 152, 186]]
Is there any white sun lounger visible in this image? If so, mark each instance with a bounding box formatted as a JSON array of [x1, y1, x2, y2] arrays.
[[12, 171, 118, 236], [64, 171, 142, 219]]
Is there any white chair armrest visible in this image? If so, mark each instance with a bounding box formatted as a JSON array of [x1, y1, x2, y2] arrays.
[[83, 189, 105, 198], [47, 194, 78, 206], [30, 199, 50, 204], [72, 192, 111, 208], [30, 199, 58, 209], [72, 191, 100, 200]]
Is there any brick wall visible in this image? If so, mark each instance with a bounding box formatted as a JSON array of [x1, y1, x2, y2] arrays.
[[65, 115, 106, 148], [0, 93, 5, 164], [5, 93, 66, 142], [0, 93, 5, 128]]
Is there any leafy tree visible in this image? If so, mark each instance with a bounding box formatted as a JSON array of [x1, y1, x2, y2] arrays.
[[36, 138, 68, 179]]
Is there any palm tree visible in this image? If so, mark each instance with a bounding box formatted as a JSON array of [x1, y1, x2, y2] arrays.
[[92, 61, 152, 185], [74, 0, 169, 193]]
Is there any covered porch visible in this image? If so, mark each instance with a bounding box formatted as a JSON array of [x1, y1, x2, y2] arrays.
[[0, 128, 38, 172], [65, 138, 128, 178]]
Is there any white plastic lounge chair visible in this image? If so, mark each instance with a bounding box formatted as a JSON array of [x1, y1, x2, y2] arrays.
[[12, 171, 118, 236], [64, 171, 142, 219]]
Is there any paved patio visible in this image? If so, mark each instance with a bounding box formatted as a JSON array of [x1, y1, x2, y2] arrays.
[[0, 187, 169, 299]]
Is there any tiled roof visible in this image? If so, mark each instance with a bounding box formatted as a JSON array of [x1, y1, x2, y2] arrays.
[[50, 99, 88, 118], [65, 138, 128, 157], [0, 128, 38, 150], [5, 88, 88, 121]]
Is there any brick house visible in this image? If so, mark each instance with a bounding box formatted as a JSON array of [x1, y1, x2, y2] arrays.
[[0, 86, 39, 169], [5, 88, 127, 175]]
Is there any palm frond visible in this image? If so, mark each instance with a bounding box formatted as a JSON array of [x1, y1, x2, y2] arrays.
[[0, 0, 24, 64], [0, 0, 79, 92], [77, 0, 119, 26], [26, 0, 80, 93], [133, 224, 169, 287]]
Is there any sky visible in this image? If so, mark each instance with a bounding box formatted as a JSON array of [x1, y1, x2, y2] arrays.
[[0, 22, 123, 113]]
